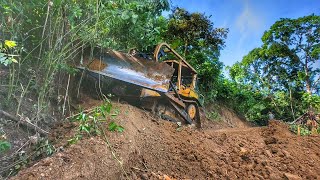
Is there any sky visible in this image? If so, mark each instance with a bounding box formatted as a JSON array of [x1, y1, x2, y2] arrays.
[[167, 0, 320, 67]]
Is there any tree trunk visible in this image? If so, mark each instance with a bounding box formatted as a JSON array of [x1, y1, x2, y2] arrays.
[[305, 57, 312, 95], [184, 40, 188, 57]]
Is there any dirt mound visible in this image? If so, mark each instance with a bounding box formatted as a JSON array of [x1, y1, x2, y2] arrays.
[[12, 102, 320, 179], [218, 106, 251, 128], [202, 105, 251, 130]]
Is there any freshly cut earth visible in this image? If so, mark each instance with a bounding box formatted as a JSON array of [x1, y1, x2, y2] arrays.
[[12, 98, 320, 179]]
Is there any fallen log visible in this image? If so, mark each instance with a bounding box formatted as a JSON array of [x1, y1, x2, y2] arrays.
[[0, 110, 49, 136]]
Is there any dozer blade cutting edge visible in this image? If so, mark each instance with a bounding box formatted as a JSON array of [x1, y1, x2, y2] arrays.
[[78, 49, 175, 93]]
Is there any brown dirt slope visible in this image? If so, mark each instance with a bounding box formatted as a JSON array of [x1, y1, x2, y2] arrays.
[[202, 105, 251, 130], [12, 102, 320, 180]]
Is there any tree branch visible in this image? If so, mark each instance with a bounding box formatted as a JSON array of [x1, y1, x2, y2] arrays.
[[312, 76, 320, 90], [0, 110, 49, 136]]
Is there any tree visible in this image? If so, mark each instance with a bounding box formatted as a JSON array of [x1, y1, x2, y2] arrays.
[[230, 14, 320, 121], [97, 0, 170, 50], [232, 15, 320, 94], [0, 0, 171, 110], [264, 15, 319, 94], [165, 7, 227, 57], [54, 0, 170, 50], [164, 7, 228, 93]]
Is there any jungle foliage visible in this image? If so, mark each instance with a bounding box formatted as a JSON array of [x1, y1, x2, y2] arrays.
[[228, 14, 320, 123], [0, 0, 170, 118], [0, 0, 319, 124], [164, 7, 228, 95]]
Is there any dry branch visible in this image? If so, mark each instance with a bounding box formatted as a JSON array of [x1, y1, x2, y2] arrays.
[[0, 109, 49, 136]]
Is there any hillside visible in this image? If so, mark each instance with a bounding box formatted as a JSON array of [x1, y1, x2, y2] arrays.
[[0, 2, 319, 179], [10, 97, 320, 179]]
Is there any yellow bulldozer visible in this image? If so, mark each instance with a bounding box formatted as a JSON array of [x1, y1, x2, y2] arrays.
[[78, 43, 203, 126]]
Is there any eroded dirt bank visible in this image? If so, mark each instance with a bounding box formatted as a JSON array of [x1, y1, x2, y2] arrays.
[[12, 102, 320, 180]]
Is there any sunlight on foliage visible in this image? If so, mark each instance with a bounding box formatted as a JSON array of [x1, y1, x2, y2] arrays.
[[227, 14, 320, 123], [4, 40, 17, 48], [0, 40, 19, 66]]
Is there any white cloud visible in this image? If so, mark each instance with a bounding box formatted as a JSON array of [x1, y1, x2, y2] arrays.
[[236, 0, 263, 33], [235, 0, 265, 51]]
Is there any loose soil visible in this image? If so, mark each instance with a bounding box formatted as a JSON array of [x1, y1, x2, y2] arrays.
[[10, 97, 320, 179]]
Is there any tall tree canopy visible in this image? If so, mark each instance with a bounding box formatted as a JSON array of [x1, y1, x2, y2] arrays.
[[230, 14, 320, 121], [231, 14, 320, 95], [165, 7, 227, 57], [164, 7, 228, 94]]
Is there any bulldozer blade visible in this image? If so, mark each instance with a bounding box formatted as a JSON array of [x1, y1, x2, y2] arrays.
[[78, 49, 175, 92]]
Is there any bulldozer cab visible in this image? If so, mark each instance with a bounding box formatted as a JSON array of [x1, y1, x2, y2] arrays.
[[153, 43, 200, 103]]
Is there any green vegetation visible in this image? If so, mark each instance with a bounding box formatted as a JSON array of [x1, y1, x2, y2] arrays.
[[164, 7, 228, 95], [205, 105, 222, 121], [108, 122, 125, 132], [2, 2, 318, 178], [0, 130, 11, 154], [3, 138, 55, 176], [228, 14, 320, 124], [0, 40, 18, 66], [0, 0, 170, 117], [206, 110, 222, 122], [0, 0, 319, 125], [69, 100, 124, 144], [0, 140, 11, 154], [289, 124, 311, 136]]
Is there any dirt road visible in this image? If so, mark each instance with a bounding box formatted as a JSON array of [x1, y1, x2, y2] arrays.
[[12, 101, 320, 179]]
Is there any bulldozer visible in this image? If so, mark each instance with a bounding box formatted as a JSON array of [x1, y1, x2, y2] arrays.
[[77, 43, 203, 126]]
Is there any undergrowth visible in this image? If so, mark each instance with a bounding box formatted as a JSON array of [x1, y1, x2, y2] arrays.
[[205, 104, 222, 122], [0, 128, 11, 154], [0, 141, 11, 154], [68, 100, 124, 145], [289, 124, 320, 136], [0, 137, 55, 177], [67, 99, 128, 178], [206, 110, 222, 122]]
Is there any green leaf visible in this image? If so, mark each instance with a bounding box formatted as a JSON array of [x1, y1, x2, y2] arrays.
[[108, 121, 124, 132], [108, 122, 117, 131], [105, 103, 112, 113], [121, 11, 130, 20], [116, 126, 124, 132], [0, 53, 6, 64], [131, 14, 138, 24], [79, 124, 91, 134], [0, 140, 11, 153], [4, 40, 17, 48], [81, 113, 86, 121], [10, 58, 18, 63]]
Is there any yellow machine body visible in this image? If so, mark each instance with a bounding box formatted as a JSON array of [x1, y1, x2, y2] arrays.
[[139, 43, 201, 104]]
